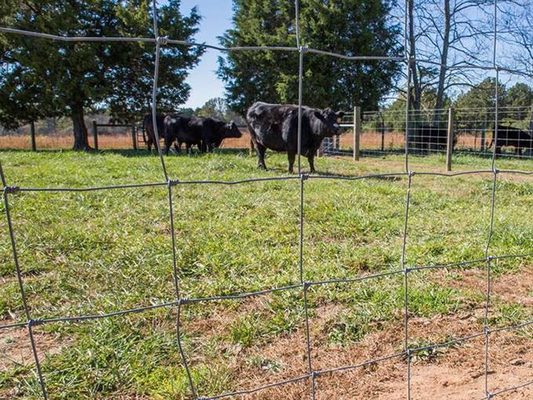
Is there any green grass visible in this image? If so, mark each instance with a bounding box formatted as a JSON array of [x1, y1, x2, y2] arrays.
[[0, 149, 532, 399]]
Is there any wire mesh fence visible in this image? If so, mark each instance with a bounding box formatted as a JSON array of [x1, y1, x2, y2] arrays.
[[1, 0, 532, 399], [322, 106, 533, 160]]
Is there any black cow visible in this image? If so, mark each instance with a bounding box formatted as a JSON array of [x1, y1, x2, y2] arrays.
[[142, 113, 166, 152], [246, 102, 345, 173], [164, 116, 242, 155], [163, 115, 195, 155], [488, 125, 533, 156], [412, 125, 456, 152]]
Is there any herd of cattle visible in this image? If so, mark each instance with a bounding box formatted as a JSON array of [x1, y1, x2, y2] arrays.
[[142, 113, 242, 155], [143, 101, 345, 172], [142, 101, 533, 173]]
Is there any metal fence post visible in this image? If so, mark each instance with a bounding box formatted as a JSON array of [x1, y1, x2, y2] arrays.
[[353, 106, 361, 161], [92, 120, 99, 151], [132, 125, 137, 151], [446, 107, 454, 171], [30, 121, 36, 151]]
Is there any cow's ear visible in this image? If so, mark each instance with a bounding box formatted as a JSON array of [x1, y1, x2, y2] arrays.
[[336, 111, 345, 119], [314, 110, 323, 120]]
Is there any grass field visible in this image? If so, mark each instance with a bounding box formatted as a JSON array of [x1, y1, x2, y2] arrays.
[[1, 150, 532, 399]]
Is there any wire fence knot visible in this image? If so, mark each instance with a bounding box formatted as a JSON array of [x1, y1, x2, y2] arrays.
[[299, 45, 308, 53], [168, 179, 179, 187], [28, 318, 43, 327], [300, 173, 309, 181], [4, 186, 20, 194], [156, 36, 168, 46]]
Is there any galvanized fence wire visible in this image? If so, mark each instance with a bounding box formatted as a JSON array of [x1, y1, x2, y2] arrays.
[[327, 106, 533, 159], [1, 0, 532, 399]]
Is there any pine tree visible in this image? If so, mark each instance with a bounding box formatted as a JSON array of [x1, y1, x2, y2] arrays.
[[218, 0, 402, 116]]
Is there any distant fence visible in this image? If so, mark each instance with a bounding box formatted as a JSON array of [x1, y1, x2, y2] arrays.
[[0, 120, 141, 151], [322, 106, 533, 167]]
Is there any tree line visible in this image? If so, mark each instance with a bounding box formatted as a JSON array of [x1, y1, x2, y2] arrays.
[[1, 0, 532, 150]]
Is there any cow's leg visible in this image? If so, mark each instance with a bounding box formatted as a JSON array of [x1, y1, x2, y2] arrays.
[[174, 141, 181, 154], [307, 154, 316, 174], [164, 136, 173, 156], [287, 151, 296, 174], [249, 139, 255, 156], [256, 143, 267, 170], [186, 143, 192, 156]]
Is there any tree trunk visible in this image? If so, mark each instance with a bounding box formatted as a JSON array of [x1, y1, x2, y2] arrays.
[[71, 103, 91, 151], [408, 0, 421, 112], [433, 0, 451, 125]]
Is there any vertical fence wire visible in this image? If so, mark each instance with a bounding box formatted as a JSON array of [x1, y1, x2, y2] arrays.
[[401, 172, 413, 400], [484, 1, 499, 396], [2, 179, 48, 399], [403, 4, 412, 396], [295, 1, 315, 397], [404, 0, 411, 173], [150, 0, 169, 182]]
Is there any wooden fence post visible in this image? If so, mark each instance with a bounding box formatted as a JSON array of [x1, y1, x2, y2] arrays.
[[446, 107, 454, 172], [92, 120, 98, 151], [353, 106, 361, 161], [380, 116, 385, 152], [131, 125, 137, 151], [30, 121, 36, 151]]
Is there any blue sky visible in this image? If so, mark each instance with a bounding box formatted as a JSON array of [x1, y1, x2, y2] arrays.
[[179, 1, 233, 109], [171, 1, 525, 109]]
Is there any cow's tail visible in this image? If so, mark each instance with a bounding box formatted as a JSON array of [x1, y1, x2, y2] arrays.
[[246, 122, 256, 155], [141, 116, 148, 143]]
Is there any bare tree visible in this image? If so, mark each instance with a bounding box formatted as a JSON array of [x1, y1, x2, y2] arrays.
[[500, 1, 533, 76], [413, 0, 497, 123]]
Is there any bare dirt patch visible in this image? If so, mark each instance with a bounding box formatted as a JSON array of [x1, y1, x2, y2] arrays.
[[432, 266, 533, 307], [211, 303, 533, 400], [0, 326, 71, 371]]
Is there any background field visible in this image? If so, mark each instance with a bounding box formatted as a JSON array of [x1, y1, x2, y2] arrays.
[[1, 150, 532, 399]]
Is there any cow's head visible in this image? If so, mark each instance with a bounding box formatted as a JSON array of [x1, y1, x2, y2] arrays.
[[313, 108, 345, 137], [224, 121, 242, 138]]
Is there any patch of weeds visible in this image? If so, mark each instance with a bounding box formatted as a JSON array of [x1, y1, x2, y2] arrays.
[[408, 337, 461, 363], [246, 356, 283, 373], [327, 313, 369, 344], [488, 303, 531, 328]]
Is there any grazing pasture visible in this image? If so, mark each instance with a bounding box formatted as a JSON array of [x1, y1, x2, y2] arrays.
[[1, 150, 532, 399]]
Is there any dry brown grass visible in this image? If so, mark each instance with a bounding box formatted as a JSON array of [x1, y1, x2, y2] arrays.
[[0, 134, 135, 150], [0, 130, 488, 153]]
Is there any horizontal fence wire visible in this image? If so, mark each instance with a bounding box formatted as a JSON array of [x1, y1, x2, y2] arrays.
[[325, 105, 533, 159], [1, 0, 533, 399], [0, 252, 531, 330]]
